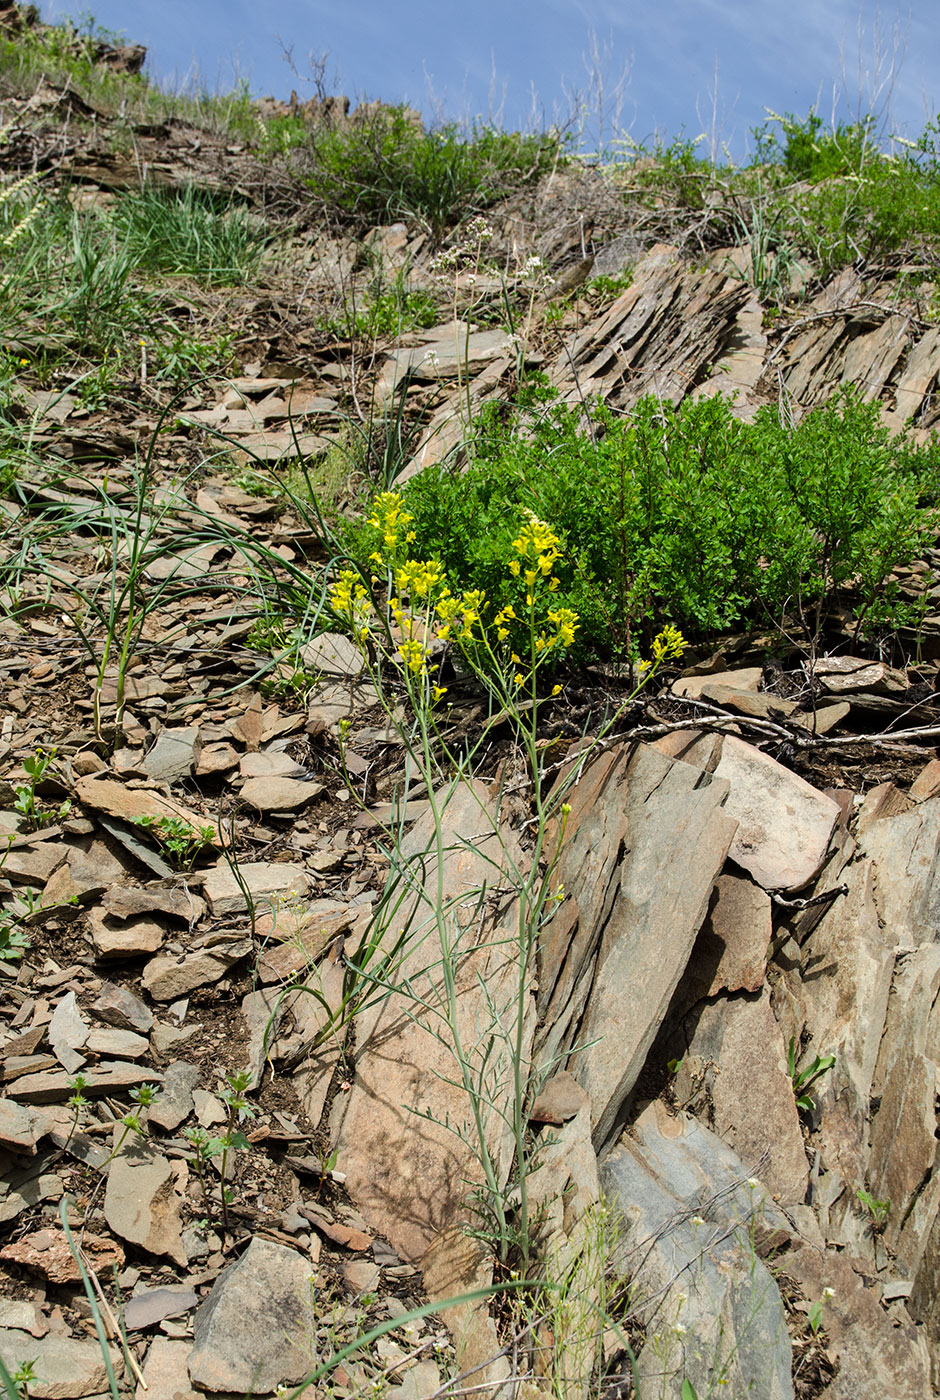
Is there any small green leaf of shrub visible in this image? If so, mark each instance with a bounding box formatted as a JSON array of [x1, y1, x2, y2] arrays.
[[132, 815, 215, 870]]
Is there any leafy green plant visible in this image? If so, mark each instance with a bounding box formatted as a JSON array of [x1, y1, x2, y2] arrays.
[[183, 1069, 254, 1229], [787, 1038, 836, 1114], [323, 265, 439, 341], [12, 747, 71, 831], [133, 815, 216, 871], [857, 1187, 890, 1229], [359, 385, 937, 660]]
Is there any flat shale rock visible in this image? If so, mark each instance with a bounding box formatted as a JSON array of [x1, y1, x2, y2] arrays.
[[139, 727, 200, 782], [88, 906, 165, 959], [0, 1099, 52, 1153], [104, 1140, 187, 1266], [188, 1237, 317, 1393], [239, 774, 324, 812], [0, 1328, 121, 1399], [714, 735, 839, 892], [73, 775, 220, 843], [674, 989, 809, 1204], [136, 1337, 201, 1400], [330, 779, 530, 1262], [199, 860, 310, 917], [602, 1101, 793, 1400], [103, 884, 205, 924], [684, 870, 771, 998], [141, 933, 251, 1000], [8, 1060, 162, 1104], [815, 654, 908, 695], [147, 1060, 200, 1132], [540, 742, 736, 1152], [92, 981, 154, 1032]]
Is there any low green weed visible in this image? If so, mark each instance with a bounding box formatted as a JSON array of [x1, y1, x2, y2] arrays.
[[857, 1187, 890, 1230], [787, 1039, 836, 1114], [12, 747, 71, 831], [132, 815, 216, 870], [322, 267, 439, 341], [183, 1069, 254, 1229], [358, 385, 938, 660]]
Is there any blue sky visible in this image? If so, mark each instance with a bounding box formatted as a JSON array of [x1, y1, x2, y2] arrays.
[[40, 2, 937, 161]]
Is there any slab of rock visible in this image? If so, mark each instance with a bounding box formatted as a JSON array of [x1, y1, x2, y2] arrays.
[[88, 906, 165, 960], [1, 841, 67, 884], [85, 1027, 149, 1059], [300, 631, 364, 678], [698, 682, 796, 719], [602, 1102, 793, 1400], [136, 1336, 202, 1400], [714, 736, 839, 892], [104, 1140, 187, 1266], [195, 742, 240, 776], [815, 655, 907, 695], [199, 860, 310, 917], [674, 666, 764, 697], [47, 990, 89, 1073], [146, 1060, 199, 1133], [529, 1070, 590, 1125], [73, 776, 220, 844], [541, 743, 736, 1152], [139, 727, 200, 782], [239, 775, 324, 813], [0, 1327, 122, 1399], [0, 1099, 53, 1154], [188, 1238, 318, 1393], [103, 884, 205, 924], [683, 872, 771, 999], [92, 981, 153, 1033], [141, 933, 252, 1000], [124, 1285, 199, 1331], [330, 779, 530, 1262], [792, 700, 851, 734], [0, 1229, 123, 1284], [421, 1229, 510, 1398], [43, 838, 129, 905], [674, 989, 809, 1203], [238, 750, 306, 779], [8, 1061, 162, 1104]]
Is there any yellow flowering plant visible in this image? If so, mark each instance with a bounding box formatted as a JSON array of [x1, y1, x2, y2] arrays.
[[324, 493, 685, 1271]]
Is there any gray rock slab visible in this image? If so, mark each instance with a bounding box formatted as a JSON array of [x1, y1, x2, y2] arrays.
[[103, 884, 205, 924], [714, 735, 839, 892], [124, 1285, 199, 1331], [104, 1140, 187, 1266], [195, 742, 240, 776], [674, 989, 809, 1204], [188, 1237, 317, 1393], [74, 776, 220, 844], [816, 655, 907, 694], [147, 1061, 200, 1133], [47, 991, 89, 1073], [674, 667, 764, 698], [141, 935, 251, 1000], [238, 750, 305, 779], [92, 981, 154, 1033], [84, 1027, 149, 1059], [299, 631, 364, 678], [140, 728, 200, 783], [545, 743, 736, 1152], [601, 1102, 793, 1400], [88, 907, 165, 960], [857, 795, 940, 947], [0, 1328, 121, 1400], [239, 775, 324, 813], [8, 1061, 162, 1105], [0, 1100, 53, 1154], [330, 779, 530, 1263], [199, 860, 310, 917], [136, 1336, 201, 1400]]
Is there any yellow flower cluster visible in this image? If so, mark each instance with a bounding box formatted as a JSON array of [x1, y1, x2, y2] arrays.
[[651, 623, 686, 664], [329, 569, 372, 642], [436, 588, 485, 642], [508, 510, 561, 602], [367, 492, 417, 566], [394, 559, 444, 598]]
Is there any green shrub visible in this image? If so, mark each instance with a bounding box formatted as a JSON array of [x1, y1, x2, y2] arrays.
[[303, 105, 564, 236], [345, 385, 936, 659]]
